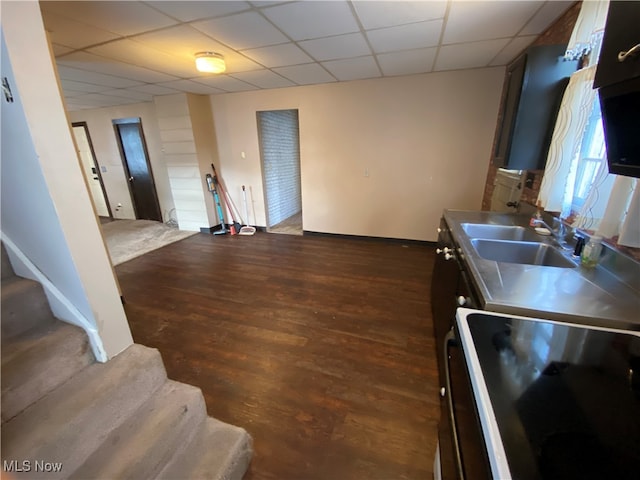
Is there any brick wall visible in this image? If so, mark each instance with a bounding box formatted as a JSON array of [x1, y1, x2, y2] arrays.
[[481, 2, 581, 211], [258, 110, 302, 227]]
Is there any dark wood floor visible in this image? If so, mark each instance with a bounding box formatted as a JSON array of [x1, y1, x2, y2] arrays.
[[116, 231, 439, 480]]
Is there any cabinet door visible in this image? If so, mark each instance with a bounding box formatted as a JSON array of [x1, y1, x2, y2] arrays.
[[594, 2, 640, 89], [431, 218, 460, 384], [494, 54, 526, 167]]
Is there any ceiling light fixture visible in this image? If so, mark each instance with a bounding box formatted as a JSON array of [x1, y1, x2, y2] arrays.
[[195, 52, 226, 74]]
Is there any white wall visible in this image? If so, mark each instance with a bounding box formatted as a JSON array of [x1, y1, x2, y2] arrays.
[[68, 102, 175, 222], [210, 68, 505, 241], [1, 3, 133, 360]]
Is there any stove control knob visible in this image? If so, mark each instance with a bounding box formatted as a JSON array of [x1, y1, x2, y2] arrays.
[[440, 387, 446, 397], [457, 296, 467, 306], [437, 227, 442, 233], [445, 253, 454, 260]]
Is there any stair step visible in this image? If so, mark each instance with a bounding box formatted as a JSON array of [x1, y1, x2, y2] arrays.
[[1, 344, 167, 479], [1, 243, 14, 279], [71, 380, 206, 480], [158, 417, 253, 480], [1, 276, 55, 340], [1, 321, 93, 423]]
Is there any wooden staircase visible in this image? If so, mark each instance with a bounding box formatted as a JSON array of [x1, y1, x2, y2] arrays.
[[0, 244, 252, 479]]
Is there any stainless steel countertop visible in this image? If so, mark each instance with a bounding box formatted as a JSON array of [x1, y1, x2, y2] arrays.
[[443, 210, 640, 330]]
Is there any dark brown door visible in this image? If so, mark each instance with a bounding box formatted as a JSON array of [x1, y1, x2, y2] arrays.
[[113, 118, 161, 221]]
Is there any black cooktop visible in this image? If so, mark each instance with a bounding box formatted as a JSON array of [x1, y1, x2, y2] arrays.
[[465, 313, 640, 480]]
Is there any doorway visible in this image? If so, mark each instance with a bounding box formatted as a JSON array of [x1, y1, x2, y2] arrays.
[[72, 122, 111, 218], [257, 109, 302, 235], [113, 117, 162, 222]]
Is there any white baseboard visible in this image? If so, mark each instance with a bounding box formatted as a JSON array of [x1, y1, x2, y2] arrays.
[[1, 233, 107, 362]]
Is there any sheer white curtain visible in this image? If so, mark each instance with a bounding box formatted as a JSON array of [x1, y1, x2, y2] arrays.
[[537, 0, 640, 248], [537, 66, 598, 217]]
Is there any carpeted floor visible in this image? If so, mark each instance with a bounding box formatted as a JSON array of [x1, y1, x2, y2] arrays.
[[101, 220, 197, 266]]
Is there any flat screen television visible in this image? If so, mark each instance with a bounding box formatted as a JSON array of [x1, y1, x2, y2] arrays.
[[599, 76, 640, 178]]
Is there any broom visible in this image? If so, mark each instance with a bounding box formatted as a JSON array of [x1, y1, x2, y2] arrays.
[[238, 185, 256, 236]]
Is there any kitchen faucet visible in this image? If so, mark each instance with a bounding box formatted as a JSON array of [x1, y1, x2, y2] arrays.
[[533, 217, 572, 251]]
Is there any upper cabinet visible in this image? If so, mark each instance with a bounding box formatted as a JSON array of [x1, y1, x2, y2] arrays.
[[594, 1, 640, 89], [493, 45, 578, 171]]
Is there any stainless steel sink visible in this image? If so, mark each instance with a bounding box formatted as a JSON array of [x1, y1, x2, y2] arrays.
[[470, 239, 577, 268], [461, 223, 543, 242]]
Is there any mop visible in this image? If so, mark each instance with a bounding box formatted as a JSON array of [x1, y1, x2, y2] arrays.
[[238, 185, 256, 236]]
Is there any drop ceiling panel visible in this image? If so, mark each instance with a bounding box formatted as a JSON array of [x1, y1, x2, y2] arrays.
[[40, 1, 178, 36], [352, 1, 447, 30], [57, 51, 180, 83], [322, 56, 381, 81], [520, 1, 573, 35], [377, 48, 437, 76], [145, 1, 251, 22], [367, 20, 443, 54], [262, 1, 360, 41], [100, 89, 154, 101], [59, 79, 109, 94], [242, 43, 314, 68], [435, 38, 511, 71], [191, 76, 258, 92], [40, 11, 121, 49], [299, 33, 371, 61], [57, 65, 142, 88], [443, 1, 542, 44], [158, 79, 228, 95], [51, 44, 75, 56], [128, 84, 182, 96], [88, 39, 199, 78], [231, 70, 296, 89], [489, 35, 537, 66], [273, 63, 337, 85], [192, 11, 289, 50]]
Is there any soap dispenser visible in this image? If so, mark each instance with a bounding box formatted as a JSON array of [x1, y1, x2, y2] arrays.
[[581, 236, 603, 268]]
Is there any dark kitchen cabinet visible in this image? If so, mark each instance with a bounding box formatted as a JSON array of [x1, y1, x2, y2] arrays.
[[493, 45, 578, 170], [594, 1, 640, 89]]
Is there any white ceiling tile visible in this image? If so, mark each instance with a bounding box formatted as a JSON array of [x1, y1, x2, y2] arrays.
[[443, 1, 542, 44], [250, 1, 289, 6], [158, 79, 228, 95], [299, 33, 370, 61], [352, 1, 447, 29], [377, 47, 437, 76], [367, 19, 443, 54], [521, 1, 573, 35], [272, 64, 337, 85], [262, 1, 359, 41], [128, 84, 182, 96], [242, 43, 313, 68], [192, 11, 289, 50], [322, 56, 381, 81], [435, 38, 511, 71], [51, 43, 74, 56], [59, 79, 108, 94], [231, 70, 296, 89], [67, 93, 140, 107], [57, 52, 180, 83], [190, 76, 258, 92], [88, 39, 198, 78], [57, 65, 142, 88], [146, 1, 251, 22], [62, 89, 94, 97], [40, 1, 178, 36], [99, 89, 154, 101], [40, 11, 121, 49], [489, 35, 537, 66]]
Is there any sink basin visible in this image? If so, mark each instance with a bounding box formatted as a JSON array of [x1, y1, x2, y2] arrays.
[[462, 223, 543, 242], [470, 239, 576, 268]]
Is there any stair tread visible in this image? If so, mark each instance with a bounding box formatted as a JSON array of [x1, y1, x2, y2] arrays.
[[160, 417, 253, 480], [71, 380, 206, 480], [1, 321, 93, 423], [1, 344, 167, 479], [1, 276, 55, 340]]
